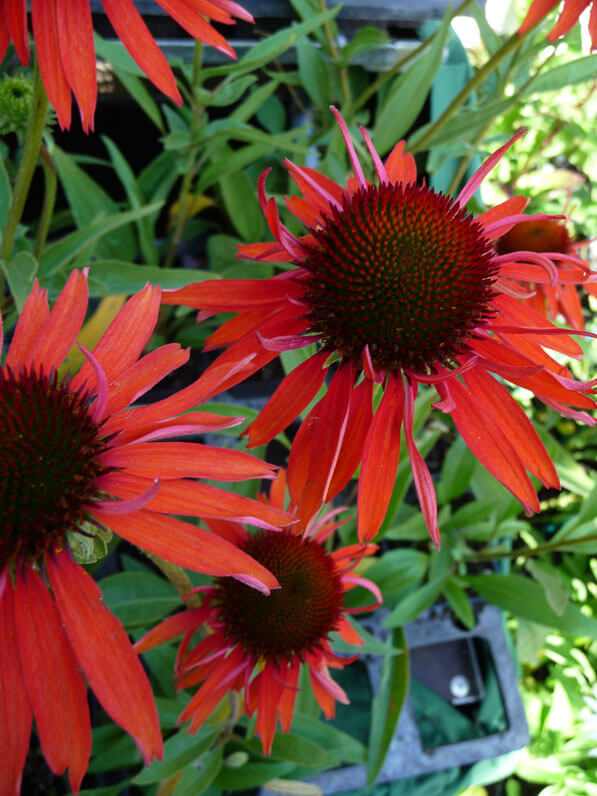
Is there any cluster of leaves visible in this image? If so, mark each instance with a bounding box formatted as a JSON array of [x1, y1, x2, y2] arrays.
[[2, 0, 597, 794]]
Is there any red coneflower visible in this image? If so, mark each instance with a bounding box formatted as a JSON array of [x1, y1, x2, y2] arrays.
[[135, 471, 381, 756], [519, 0, 597, 49], [497, 217, 597, 329], [162, 109, 597, 547], [0, 0, 254, 131], [0, 270, 292, 795]]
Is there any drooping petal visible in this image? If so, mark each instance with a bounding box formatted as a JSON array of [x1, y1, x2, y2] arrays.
[[47, 550, 163, 765], [14, 568, 91, 794], [155, 0, 237, 59], [403, 380, 439, 547], [0, 572, 32, 796], [90, 508, 279, 593], [102, 0, 182, 104], [101, 440, 277, 481], [277, 658, 300, 733], [31, 0, 72, 129], [357, 374, 404, 542], [255, 664, 284, 755], [6, 0, 29, 63], [56, 0, 97, 131], [518, 0, 560, 35], [244, 352, 328, 448], [463, 368, 559, 488], [547, 0, 592, 41], [291, 363, 354, 526], [96, 471, 294, 529], [442, 378, 540, 514]]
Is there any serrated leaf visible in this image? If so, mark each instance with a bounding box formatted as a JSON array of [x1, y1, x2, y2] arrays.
[[100, 571, 180, 629], [367, 627, 409, 785]]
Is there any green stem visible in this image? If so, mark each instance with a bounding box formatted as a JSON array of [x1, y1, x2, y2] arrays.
[[143, 551, 202, 609], [347, 0, 477, 119], [318, 0, 351, 106], [1, 63, 49, 267], [34, 143, 57, 258], [164, 42, 204, 270], [463, 533, 597, 563], [409, 30, 526, 153]]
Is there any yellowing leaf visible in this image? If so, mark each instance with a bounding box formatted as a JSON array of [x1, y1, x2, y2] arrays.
[[60, 294, 127, 376]]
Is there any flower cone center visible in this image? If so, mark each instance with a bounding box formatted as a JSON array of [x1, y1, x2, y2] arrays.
[[215, 531, 344, 662], [0, 366, 107, 566], [303, 182, 498, 373]]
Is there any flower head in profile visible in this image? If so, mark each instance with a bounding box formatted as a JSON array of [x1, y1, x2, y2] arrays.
[[0, 271, 292, 794], [136, 471, 381, 755], [497, 217, 597, 329], [0, 0, 254, 132], [163, 109, 597, 547], [519, 0, 597, 49]]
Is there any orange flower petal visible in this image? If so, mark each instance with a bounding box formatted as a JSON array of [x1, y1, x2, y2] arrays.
[[15, 568, 91, 794], [91, 508, 279, 592], [47, 550, 163, 765], [244, 352, 328, 448], [358, 374, 404, 542], [0, 573, 32, 796], [56, 0, 97, 132], [31, 0, 72, 129], [5, 279, 49, 369]]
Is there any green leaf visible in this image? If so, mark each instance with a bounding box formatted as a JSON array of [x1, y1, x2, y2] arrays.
[[231, 79, 282, 124], [407, 98, 516, 150], [367, 627, 409, 785], [52, 146, 136, 261], [201, 9, 340, 79], [341, 28, 390, 65], [133, 727, 217, 784], [297, 39, 332, 110], [443, 578, 476, 630], [88, 729, 139, 773], [201, 75, 257, 107], [526, 560, 570, 617], [437, 436, 477, 504], [38, 203, 162, 277], [359, 549, 428, 602], [373, 10, 451, 153], [112, 67, 164, 132], [527, 54, 597, 94], [173, 748, 223, 796], [464, 574, 597, 638], [1, 251, 38, 311], [290, 713, 366, 765], [102, 136, 158, 264], [245, 732, 338, 768], [100, 571, 180, 630], [215, 760, 296, 790], [197, 142, 274, 193], [0, 154, 11, 229], [384, 577, 448, 628], [219, 165, 265, 242], [87, 259, 215, 295]]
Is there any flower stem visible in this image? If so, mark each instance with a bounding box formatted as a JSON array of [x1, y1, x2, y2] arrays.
[[1, 63, 49, 267], [318, 0, 351, 106], [34, 143, 57, 258], [143, 551, 202, 609], [164, 42, 204, 270], [463, 533, 597, 563], [346, 0, 477, 119]]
